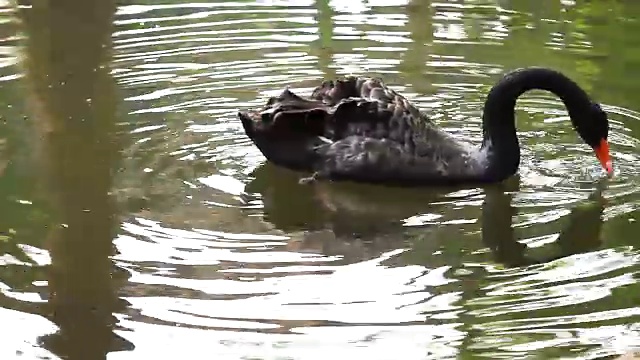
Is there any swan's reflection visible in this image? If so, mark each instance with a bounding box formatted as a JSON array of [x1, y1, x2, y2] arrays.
[[482, 182, 606, 267], [246, 163, 606, 267]]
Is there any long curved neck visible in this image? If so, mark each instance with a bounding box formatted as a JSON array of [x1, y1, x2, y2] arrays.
[[480, 67, 593, 181]]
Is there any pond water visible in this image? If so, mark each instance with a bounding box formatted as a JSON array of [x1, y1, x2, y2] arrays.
[[1, 0, 640, 359]]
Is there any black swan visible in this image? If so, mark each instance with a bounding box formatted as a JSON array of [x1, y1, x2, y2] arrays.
[[238, 67, 613, 186]]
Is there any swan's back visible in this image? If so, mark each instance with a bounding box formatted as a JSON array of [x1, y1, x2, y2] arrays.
[[238, 76, 488, 185], [310, 77, 434, 142]]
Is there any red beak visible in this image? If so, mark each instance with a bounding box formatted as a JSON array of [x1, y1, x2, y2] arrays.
[[594, 138, 613, 176]]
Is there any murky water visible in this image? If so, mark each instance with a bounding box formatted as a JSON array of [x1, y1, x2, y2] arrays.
[[1, 0, 640, 359]]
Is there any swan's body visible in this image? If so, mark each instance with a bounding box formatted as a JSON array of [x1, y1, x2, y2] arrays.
[[238, 67, 612, 186]]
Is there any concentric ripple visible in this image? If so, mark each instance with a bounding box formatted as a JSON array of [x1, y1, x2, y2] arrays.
[[110, 1, 640, 359]]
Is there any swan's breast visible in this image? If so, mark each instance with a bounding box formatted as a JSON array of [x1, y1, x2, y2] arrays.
[[459, 140, 491, 176]]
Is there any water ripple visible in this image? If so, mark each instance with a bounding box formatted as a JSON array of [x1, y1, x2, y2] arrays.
[[92, 0, 640, 357], [2, 0, 640, 359]]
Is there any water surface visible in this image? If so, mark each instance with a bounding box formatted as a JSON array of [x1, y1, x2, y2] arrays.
[[1, 0, 640, 359]]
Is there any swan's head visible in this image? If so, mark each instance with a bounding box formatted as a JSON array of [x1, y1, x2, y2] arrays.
[[573, 102, 612, 176]]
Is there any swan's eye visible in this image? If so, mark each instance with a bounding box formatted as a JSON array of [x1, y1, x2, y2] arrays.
[[583, 102, 609, 145], [590, 102, 606, 118], [591, 102, 608, 129]]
